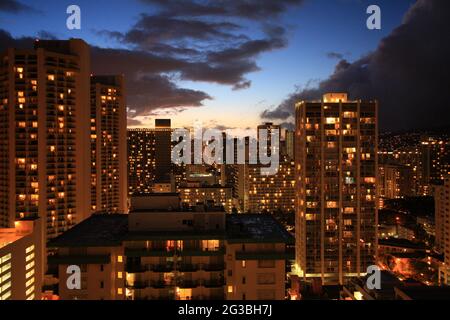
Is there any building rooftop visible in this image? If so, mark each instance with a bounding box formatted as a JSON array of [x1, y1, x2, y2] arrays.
[[395, 286, 450, 300], [226, 214, 294, 244], [0, 229, 24, 250], [49, 213, 294, 247], [379, 238, 428, 250], [48, 214, 128, 248]]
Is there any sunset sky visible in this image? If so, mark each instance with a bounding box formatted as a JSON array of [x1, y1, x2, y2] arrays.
[[3, 0, 448, 132]]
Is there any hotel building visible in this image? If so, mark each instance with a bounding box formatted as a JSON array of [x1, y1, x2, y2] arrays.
[[294, 93, 378, 284], [49, 195, 293, 300], [0, 217, 43, 300], [0, 39, 91, 238], [90, 75, 128, 213]]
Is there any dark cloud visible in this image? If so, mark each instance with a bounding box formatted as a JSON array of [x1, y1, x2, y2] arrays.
[[0, 30, 212, 119], [2, 0, 304, 121], [326, 51, 345, 60], [262, 0, 450, 131], [232, 80, 252, 91], [0, 0, 35, 13], [0, 29, 34, 49], [37, 30, 57, 40], [123, 15, 243, 45], [93, 0, 302, 106], [123, 74, 211, 116], [127, 118, 144, 127], [141, 0, 304, 20], [279, 122, 295, 131]]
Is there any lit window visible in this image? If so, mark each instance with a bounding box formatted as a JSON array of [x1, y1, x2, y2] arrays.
[[117, 256, 123, 263], [48, 75, 55, 81], [227, 286, 233, 293]]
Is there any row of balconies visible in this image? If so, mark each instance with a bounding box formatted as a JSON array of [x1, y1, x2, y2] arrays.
[[127, 279, 225, 290], [127, 263, 225, 274]]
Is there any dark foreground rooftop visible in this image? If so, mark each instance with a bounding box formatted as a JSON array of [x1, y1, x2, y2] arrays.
[[48, 214, 128, 248], [226, 214, 295, 244], [395, 286, 450, 300], [49, 213, 294, 247]]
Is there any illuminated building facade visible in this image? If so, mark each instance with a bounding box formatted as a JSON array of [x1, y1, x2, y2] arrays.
[[0, 217, 43, 300], [155, 119, 172, 183], [127, 129, 156, 195], [379, 150, 422, 196], [378, 163, 414, 203], [179, 184, 234, 213], [127, 119, 173, 195], [436, 177, 450, 285], [90, 75, 128, 213], [49, 195, 293, 300], [247, 158, 296, 214], [0, 40, 92, 239], [285, 130, 295, 161], [295, 93, 378, 284], [421, 137, 450, 194]]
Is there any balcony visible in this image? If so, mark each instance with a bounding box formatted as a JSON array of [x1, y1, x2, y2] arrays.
[[235, 250, 294, 260], [201, 279, 225, 288], [178, 264, 200, 272], [125, 248, 176, 257], [151, 264, 174, 273], [201, 263, 225, 272]]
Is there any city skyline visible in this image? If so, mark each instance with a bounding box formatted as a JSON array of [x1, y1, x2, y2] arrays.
[[1, 0, 450, 304]]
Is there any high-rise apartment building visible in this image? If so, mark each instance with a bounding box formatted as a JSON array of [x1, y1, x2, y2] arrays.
[[421, 137, 450, 194], [379, 150, 422, 196], [128, 129, 156, 195], [435, 177, 450, 285], [90, 75, 127, 213], [285, 130, 295, 161], [155, 119, 172, 183], [247, 157, 296, 214], [378, 163, 414, 200], [127, 119, 173, 195], [294, 93, 378, 284], [0, 39, 91, 239]]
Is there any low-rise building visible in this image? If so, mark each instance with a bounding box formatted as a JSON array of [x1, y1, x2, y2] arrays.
[[0, 218, 43, 300], [49, 195, 293, 300]]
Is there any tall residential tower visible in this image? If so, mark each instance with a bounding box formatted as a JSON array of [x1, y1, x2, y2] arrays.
[[0, 39, 91, 239], [90, 75, 128, 213], [295, 93, 378, 284]]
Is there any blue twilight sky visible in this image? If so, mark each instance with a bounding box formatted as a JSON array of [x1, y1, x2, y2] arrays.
[[0, 0, 416, 130]]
